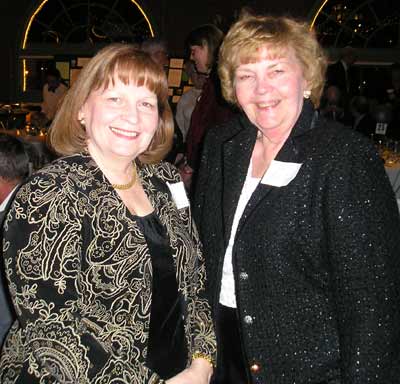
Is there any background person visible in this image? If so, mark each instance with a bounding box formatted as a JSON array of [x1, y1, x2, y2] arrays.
[[0, 134, 30, 349], [326, 46, 358, 99], [194, 14, 400, 384], [175, 61, 207, 143], [0, 44, 216, 383], [41, 67, 68, 123], [350, 95, 376, 137], [183, 24, 236, 192], [325, 46, 358, 125], [141, 37, 169, 70], [319, 85, 347, 124]]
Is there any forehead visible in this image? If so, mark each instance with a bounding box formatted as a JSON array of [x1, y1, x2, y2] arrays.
[[96, 70, 157, 92], [239, 44, 298, 66], [113, 78, 154, 91], [92, 77, 156, 98], [190, 45, 205, 51]]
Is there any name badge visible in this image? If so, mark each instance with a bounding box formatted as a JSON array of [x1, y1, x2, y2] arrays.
[[375, 123, 387, 135], [261, 160, 302, 187], [167, 182, 190, 209]]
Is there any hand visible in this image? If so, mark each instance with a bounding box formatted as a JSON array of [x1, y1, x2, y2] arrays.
[[178, 164, 193, 191], [165, 358, 213, 384], [174, 153, 185, 166]]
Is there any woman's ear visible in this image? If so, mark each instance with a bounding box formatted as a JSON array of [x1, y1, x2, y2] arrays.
[[78, 107, 86, 124], [78, 109, 84, 121]]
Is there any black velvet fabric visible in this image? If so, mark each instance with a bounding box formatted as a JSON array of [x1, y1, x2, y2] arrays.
[[138, 212, 187, 380]]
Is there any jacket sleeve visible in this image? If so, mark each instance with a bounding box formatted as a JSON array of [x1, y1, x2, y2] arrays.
[[325, 135, 400, 382], [1, 174, 164, 384], [192, 128, 215, 234], [163, 163, 217, 366], [184, 205, 217, 365]]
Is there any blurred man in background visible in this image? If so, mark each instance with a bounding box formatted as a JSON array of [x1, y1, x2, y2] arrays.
[[0, 134, 30, 348]]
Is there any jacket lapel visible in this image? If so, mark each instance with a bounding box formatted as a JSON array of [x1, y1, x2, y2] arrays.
[[222, 115, 257, 247], [235, 102, 317, 237]]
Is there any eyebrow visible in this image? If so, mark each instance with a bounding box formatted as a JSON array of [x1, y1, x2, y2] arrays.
[[236, 60, 289, 71]]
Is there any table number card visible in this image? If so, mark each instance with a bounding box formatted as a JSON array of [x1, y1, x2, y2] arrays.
[[375, 123, 388, 135]]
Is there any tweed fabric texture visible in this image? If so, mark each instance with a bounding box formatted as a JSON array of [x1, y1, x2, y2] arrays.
[[194, 101, 400, 383]]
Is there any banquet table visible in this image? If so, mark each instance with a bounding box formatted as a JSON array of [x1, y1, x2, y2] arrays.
[[385, 160, 400, 198], [384, 157, 400, 212]]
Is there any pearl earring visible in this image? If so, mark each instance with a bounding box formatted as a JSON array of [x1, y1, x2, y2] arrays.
[[79, 118, 85, 126], [303, 90, 311, 99]]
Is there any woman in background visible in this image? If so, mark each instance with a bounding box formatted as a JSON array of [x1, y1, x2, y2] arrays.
[[182, 24, 236, 191], [175, 61, 207, 143], [41, 67, 68, 123], [1, 44, 215, 384], [194, 14, 400, 384]]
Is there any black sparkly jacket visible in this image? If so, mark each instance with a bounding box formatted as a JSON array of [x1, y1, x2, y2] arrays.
[[194, 101, 400, 384], [0, 155, 216, 383]]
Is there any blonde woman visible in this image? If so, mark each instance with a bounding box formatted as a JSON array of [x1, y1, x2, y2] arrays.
[[194, 14, 400, 384]]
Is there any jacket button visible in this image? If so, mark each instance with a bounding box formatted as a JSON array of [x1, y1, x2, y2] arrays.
[[250, 362, 261, 373], [244, 315, 253, 324], [239, 271, 248, 280]]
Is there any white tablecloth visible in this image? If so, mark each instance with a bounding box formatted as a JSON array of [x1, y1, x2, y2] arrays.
[[386, 165, 400, 199]]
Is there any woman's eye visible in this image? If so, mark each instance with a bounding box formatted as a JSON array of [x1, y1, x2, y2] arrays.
[[237, 74, 252, 81], [108, 97, 121, 103], [141, 101, 156, 109], [271, 69, 284, 76]]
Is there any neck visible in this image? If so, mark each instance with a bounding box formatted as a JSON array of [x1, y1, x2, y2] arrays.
[[258, 126, 292, 148], [251, 133, 287, 178], [87, 146, 135, 185]]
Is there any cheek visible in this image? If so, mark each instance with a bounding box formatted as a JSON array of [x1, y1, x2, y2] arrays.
[[142, 114, 159, 133], [287, 74, 306, 95], [273, 78, 297, 101], [235, 84, 251, 107]]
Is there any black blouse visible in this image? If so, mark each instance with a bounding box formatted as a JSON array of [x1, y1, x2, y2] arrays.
[[137, 212, 187, 379]]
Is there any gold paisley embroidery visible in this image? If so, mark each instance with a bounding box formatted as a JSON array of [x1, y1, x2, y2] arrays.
[[0, 156, 216, 382]]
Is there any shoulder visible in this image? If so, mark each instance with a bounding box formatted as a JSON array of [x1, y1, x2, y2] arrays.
[[204, 114, 245, 142], [18, 154, 94, 196], [317, 118, 375, 152], [327, 60, 343, 71], [179, 88, 200, 103], [308, 118, 382, 172], [140, 161, 181, 184], [34, 153, 91, 178]]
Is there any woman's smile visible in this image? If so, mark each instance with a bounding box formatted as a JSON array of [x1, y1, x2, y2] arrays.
[[109, 126, 140, 138]]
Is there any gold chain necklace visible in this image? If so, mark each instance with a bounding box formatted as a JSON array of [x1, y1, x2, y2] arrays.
[[111, 163, 137, 190]]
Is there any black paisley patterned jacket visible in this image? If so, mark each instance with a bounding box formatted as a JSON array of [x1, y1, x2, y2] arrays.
[[0, 154, 216, 383]]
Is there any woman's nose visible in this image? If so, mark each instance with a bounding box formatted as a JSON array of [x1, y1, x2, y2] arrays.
[[255, 76, 272, 95], [122, 103, 138, 124]]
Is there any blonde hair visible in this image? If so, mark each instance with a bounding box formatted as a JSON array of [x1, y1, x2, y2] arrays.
[[218, 15, 327, 107], [49, 43, 173, 163]]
